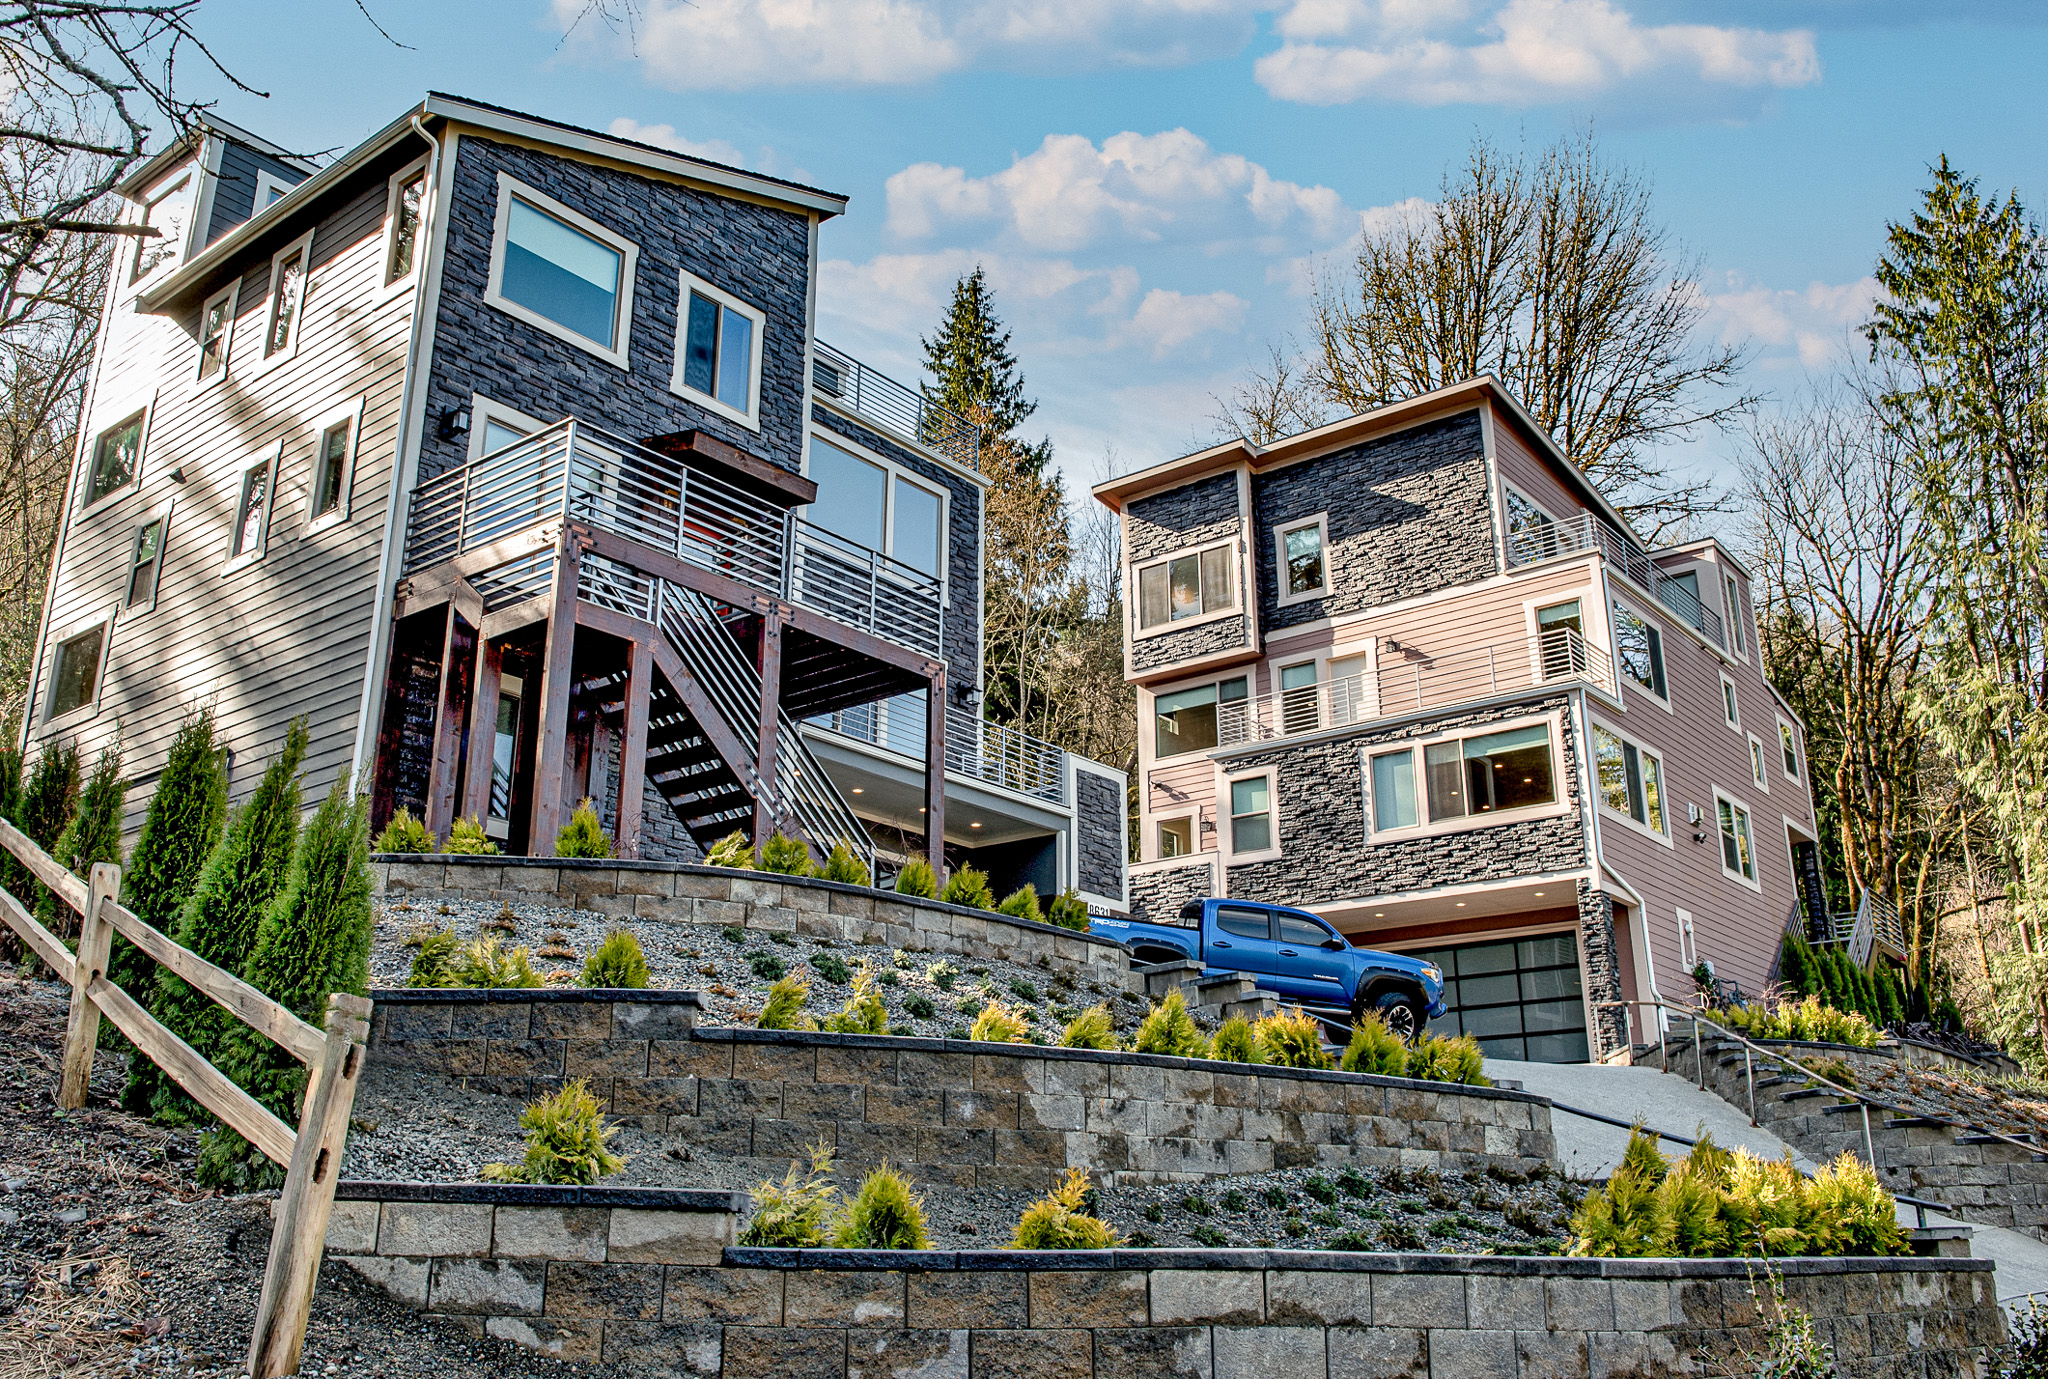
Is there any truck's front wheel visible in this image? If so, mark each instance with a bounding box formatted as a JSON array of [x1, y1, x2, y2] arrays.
[[1359, 989, 1427, 1042]]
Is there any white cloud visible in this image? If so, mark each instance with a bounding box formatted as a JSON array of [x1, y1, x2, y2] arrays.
[[1705, 273, 1875, 369], [1121, 288, 1249, 356], [606, 118, 747, 168], [1255, 0, 1820, 106]]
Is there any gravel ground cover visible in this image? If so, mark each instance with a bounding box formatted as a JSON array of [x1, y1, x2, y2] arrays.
[[373, 894, 1150, 1043], [1824, 1058, 2048, 1142]]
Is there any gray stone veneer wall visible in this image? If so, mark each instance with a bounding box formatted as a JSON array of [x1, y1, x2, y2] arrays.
[[1130, 613, 1250, 673], [1126, 472, 1240, 562], [1126, 857, 1215, 926], [1254, 412, 1496, 635], [374, 856, 1133, 988], [1575, 884, 1628, 1061], [1075, 771, 1126, 903]]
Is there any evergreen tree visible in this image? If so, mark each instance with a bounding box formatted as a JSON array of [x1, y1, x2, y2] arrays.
[[921, 266, 1049, 472], [11, 738, 78, 914], [118, 710, 229, 1112], [148, 718, 306, 1125], [39, 742, 125, 936]]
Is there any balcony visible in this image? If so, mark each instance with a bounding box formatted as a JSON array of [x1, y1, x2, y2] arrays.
[[813, 340, 980, 472], [1508, 510, 1726, 649], [807, 694, 1067, 805], [403, 418, 944, 659], [1217, 627, 1613, 746]]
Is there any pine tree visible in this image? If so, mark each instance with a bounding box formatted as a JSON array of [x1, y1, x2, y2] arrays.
[[12, 739, 79, 916], [39, 743, 125, 937], [921, 266, 1048, 471], [118, 710, 229, 1112], [148, 718, 306, 1124]]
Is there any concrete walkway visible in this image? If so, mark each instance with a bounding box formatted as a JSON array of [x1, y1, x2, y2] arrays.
[[1488, 1056, 2048, 1307]]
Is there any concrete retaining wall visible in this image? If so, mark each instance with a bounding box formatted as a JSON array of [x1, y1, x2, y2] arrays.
[[374, 856, 1136, 991]]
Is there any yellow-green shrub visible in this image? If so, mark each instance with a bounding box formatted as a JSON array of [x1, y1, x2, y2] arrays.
[[373, 807, 434, 853], [970, 1000, 1030, 1043], [822, 964, 891, 1035], [758, 975, 816, 1030], [812, 840, 870, 886], [940, 865, 995, 910], [1060, 1004, 1116, 1050], [760, 830, 811, 875], [1254, 1007, 1333, 1069], [707, 830, 756, 869], [893, 860, 938, 897], [442, 814, 499, 855], [1713, 993, 1879, 1049], [481, 1080, 625, 1184], [1401, 1031, 1490, 1085], [740, 1141, 838, 1247], [1010, 1168, 1117, 1249], [452, 935, 543, 988], [579, 928, 650, 988], [555, 798, 612, 858], [1209, 1015, 1263, 1064], [996, 884, 1044, 924], [1133, 990, 1208, 1058], [832, 1164, 930, 1249], [1340, 1012, 1408, 1076]]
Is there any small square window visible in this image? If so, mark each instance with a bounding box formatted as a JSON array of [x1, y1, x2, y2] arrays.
[[197, 283, 237, 381], [48, 623, 106, 719], [127, 517, 167, 609], [86, 412, 145, 506], [673, 271, 766, 425], [311, 417, 353, 522], [1229, 776, 1272, 853], [230, 458, 273, 563], [1158, 816, 1193, 858]]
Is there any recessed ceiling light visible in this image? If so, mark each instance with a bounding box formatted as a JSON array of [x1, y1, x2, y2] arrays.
[[851, 788, 863, 794], [1533, 891, 1544, 897], [1374, 912, 1384, 918], [1455, 902, 1466, 908], [970, 821, 981, 828]]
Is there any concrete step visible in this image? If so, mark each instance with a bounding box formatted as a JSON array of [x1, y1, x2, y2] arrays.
[[1780, 1087, 1837, 1102], [1218, 992, 1279, 1024]]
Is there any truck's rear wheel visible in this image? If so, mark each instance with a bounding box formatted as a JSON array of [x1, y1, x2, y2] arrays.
[[1360, 989, 1427, 1042]]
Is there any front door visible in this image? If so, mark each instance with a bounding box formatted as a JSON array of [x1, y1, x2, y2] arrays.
[[1271, 910, 1351, 1006]]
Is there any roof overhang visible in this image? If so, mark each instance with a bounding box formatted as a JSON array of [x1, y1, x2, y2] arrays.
[[114, 114, 320, 201]]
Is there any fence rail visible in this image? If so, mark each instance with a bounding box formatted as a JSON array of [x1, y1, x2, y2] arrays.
[[0, 817, 370, 1377], [1508, 510, 1727, 649], [813, 340, 980, 471]]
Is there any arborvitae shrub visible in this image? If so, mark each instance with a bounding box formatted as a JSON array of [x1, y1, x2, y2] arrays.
[[1402, 1031, 1490, 1085], [1010, 1168, 1117, 1250], [442, 814, 499, 854], [970, 1000, 1030, 1043], [580, 928, 651, 988], [1341, 1012, 1409, 1077], [893, 860, 937, 898], [758, 975, 815, 1030], [14, 738, 79, 912], [940, 865, 995, 910], [555, 798, 612, 858], [832, 1164, 930, 1250], [1133, 990, 1208, 1058], [150, 719, 306, 1125], [740, 1142, 838, 1246], [1047, 887, 1091, 932], [996, 884, 1043, 924], [481, 1080, 626, 1184], [41, 743, 125, 939], [1060, 1004, 1116, 1050], [759, 830, 810, 875], [707, 830, 756, 869], [821, 964, 891, 1035], [372, 808, 434, 853], [1254, 1007, 1334, 1069], [1777, 934, 1814, 997], [405, 927, 461, 987], [812, 840, 869, 886], [1209, 1015, 1263, 1064]]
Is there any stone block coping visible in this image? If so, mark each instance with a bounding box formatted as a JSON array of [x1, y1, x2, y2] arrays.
[[365, 987, 705, 1006], [334, 1181, 744, 1211]]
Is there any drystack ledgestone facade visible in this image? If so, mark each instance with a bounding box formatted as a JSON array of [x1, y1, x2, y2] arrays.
[[327, 1219, 2003, 1378], [1075, 770, 1126, 903], [367, 1006, 1555, 1188], [1126, 857, 1215, 927], [1576, 883, 1628, 1061], [374, 855, 1134, 990], [1126, 472, 1251, 675]]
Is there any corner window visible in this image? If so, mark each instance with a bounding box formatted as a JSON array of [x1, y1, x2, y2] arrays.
[[1158, 816, 1193, 858], [263, 234, 312, 360], [130, 172, 195, 285], [1229, 775, 1273, 854], [385, 162, 427, 285], [1275, 515, 1328, 603], [1725, 573, 1746, 657], [1137, 544, 1235, 630], [310, 412, 356, 525], [1505, 487, 1563, 564], [1749, 734, 1770, 791], [1152, 676, 1246, 759], [805, 437, 946, 579], [228, 452, 276, 566], [1592, 725, 1665, 835], [126, 515, 168, 610], [197, 283, 238, 382], [47, 621, 107, 720], [1779, 720, 1800, 781], [1721, 675, 1739, 729], [85, 411, 145, 507], [1612, 603, 1665, 699], [1425, 724, 1556, 820], [673, 271, 765, 427], [1369, 748, 1418, 832], [486, 175, 637, 367], [1717, 793, 1757, 884]]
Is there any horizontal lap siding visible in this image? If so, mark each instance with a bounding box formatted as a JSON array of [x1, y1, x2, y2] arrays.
[[1494, 420, 1589, 523], [36, 159, 415, 832]]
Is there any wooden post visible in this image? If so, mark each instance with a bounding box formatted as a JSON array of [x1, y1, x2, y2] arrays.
[[460, 639, 504, 826], [424, 609, 477, 838], [58, 861, 120, 1109], [246, 991, 373, 1379], [923, 670, 947, 877], [529, 534, 582, 854], [615, 638, 652, 859], [752, 612, 784, 850]]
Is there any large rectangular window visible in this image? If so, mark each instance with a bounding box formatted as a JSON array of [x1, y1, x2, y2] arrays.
[[1536, 600, 1586, 679], [1505, 488, 1562, 564], [487, 177, 637, 367], [1425, 723, 1556, 821], [1153, 676, 1246, 759], [1137, 545, 1234, 630], [675, 274, 764, 424], [1229, 775, 1272, 854], [86, 412, 144, 507], [1613, 604, 1665, 698], [1369, 748, 1417, 832], [47, 623, 106, 720], [1593, 725, 1665, 834], [1279, 661, 1319, 735], [1718, 794, 1757, 883], [806, 437, 944, 577]]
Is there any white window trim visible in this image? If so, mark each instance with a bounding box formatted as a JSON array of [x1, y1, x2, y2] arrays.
[[1747, 732, 1771, 794], [380, 156, 430, 293], [1144, 669, 1252, 768], [120, 499, 176, 619], [1713, 786, 1763, 892], [306, 396, 366, 532], [1359, 709, 1572, 845], [195, 279, 240, 388], [1157, 815, 1196, 860], [1361, 742, 1422, 838], [484, 173, 638, 370], [1589, 719, 1673, 848], [803, 429, 952, 601], [468, 394, 550, 462], [1220, 765, 1282, 864], [1522, 589, 1609, 696], [41, 608, 115, 729], [224, 443, 283, 573], [1720, 672, 1741, 732], [253, 168, 296, 212], [260, 230, 314, 367], [1131, 536, 1241, 640], [671, 268, 767, 430], [124, 168, 196, 297], [1610, 596, 1673, 714], [1777, 716, 1801, 782], [1273, 512, 1331, 607], [80, 399, 153, 514]]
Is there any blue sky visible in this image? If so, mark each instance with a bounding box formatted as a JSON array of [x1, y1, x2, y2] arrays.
[[195, 0, 2048, 504]]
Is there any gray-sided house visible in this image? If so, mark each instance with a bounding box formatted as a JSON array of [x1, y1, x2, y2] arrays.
[[25, 95, 1127, 910], [1095, 380, 1844, 1062]]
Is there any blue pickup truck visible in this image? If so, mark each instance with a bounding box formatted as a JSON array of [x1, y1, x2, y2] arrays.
[[1091, 898, 1447, 1039]]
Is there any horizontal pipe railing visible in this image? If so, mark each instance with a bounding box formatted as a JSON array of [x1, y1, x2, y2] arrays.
[[809, 697, 1068, 804], [1509, 511, 1727, 649], [813, 339, 980, 472]]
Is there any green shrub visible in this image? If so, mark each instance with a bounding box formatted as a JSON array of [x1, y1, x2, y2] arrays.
[[1048, 887, 1091, 932], [1010, 1168, 1116, 1249], [1133, 990, 1209, 1058], [1341, 1012, 1409, 1076], [822, 964, 891, 1035], [925, 959, 958, 990], [812, 840, 870, 886], [809, 951, 851, 984], [42, 743, 125, 937], [971, 1000, 1031, 1043], [372, 807, 434, 853], [453, 935, 544, 988], [580, 928, 651, 988], [1209, 1015, 1263, 1064], [707, 830, 755, 869], [721, 924, 746, 943], [1254, 1007, 1333, 1069], [12, 738, 79, 913], [443, 814, 500, 854], [903, 993, 937, 1019], [1402, 1031, 1490, 1085], [748, 951, 786, 981], [1060, 1004, 1116, 1050], [996, 883, 1043, 924], [893, 860, 937, 897], [481, 1080, 626, 1184], [833, 1163, 930, 1249], [760, 830, 811, 875], [758, 975, 815, 1030], [940, 865, 995, 910], [740, 1141, 838, 1247], [1713, 993, 1880, 1049], [1008, 978, 1040, 1004], [555, 798, 612, 858], [404, 927, 460, 987]]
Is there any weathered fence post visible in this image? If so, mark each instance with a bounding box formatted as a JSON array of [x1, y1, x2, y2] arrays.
[[57, 861, 120, 1108], [246, 991, 374, 1378]]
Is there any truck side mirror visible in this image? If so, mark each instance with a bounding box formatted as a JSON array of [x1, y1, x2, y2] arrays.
[[1321, 937, 1346, 950]]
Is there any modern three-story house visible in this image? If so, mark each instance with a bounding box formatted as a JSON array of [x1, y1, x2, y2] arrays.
[[1095, 380, 1825, 1062], [25, 96, 1127, 910]]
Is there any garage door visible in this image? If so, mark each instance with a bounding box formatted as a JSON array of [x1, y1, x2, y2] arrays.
[[1415, 932, 1589, 1062]]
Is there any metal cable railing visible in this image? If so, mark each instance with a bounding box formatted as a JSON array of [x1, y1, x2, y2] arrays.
[[1508, 511, 1727, 649], [812, 340, 980, 471]]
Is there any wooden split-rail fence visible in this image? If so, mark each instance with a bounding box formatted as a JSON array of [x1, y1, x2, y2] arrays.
[[0, 817, 371, 1378]]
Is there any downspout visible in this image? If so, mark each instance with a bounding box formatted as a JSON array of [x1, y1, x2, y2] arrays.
[[347, 112, 444, 791]]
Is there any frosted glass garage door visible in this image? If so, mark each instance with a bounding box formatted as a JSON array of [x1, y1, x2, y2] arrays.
[[1415, 932, 1589, 1063]]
